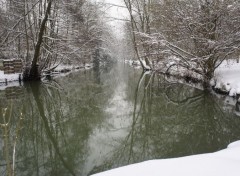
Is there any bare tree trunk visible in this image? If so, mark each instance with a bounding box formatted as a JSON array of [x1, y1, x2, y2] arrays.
[[124, 0, 152, 71], [24, 0, 52, 81], [24, 0, 29, 62]]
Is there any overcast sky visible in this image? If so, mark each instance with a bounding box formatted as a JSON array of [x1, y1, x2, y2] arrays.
[[104, 0, 128, 19], [98, 0, 129, 38]]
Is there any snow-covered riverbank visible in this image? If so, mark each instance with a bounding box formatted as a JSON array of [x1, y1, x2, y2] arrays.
[[125, 59, 240, 99], [213, 60, 240, 97], [0, 64, 93, 89], [92, 141, 240, 176], [0, 71, 20, 84]]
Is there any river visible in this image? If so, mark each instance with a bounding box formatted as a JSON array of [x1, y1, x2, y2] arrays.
[[0, 63, 240, 176]]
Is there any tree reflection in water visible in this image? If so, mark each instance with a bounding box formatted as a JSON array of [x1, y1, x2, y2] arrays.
[[0, 67, 240, 176], [90, 72, 240, 174]]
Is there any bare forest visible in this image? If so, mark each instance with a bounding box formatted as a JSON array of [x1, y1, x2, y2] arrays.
[[0, 0, 113, 80], [1, 0, 240, 86], [123, 0, 240, 86]]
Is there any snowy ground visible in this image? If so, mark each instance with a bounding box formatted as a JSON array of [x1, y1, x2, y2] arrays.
[[53, 63, 93, 73], [213, 60, 240, 97], [124, 59, 142, 69], [92, 141, 240, 176], [0, 71, 20, 84]]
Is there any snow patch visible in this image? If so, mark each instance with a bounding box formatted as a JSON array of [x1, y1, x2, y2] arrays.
[[228, 141, 240, 148], [213, 60, 240, 97], [92, 141, 240, 176], [0, 81, 22, 91], [0, 71, 20, 83], [124, 60, 143, 69]]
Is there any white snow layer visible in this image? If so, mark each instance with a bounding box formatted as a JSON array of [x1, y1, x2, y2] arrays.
[[92, 141, 240, 176], [214, 60, 240, 96], [0, 71, 20, 83]]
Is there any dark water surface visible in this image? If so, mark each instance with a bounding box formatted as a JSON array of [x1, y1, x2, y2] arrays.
[[0, 64, 240, 176]]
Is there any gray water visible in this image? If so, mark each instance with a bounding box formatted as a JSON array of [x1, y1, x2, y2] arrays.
[[0, 64, 240, 176]]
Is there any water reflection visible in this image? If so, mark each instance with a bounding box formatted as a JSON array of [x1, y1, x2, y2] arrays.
[[89, 70, 240, 174], [236, 100, 240, 116], [0, 65, 240, 176]]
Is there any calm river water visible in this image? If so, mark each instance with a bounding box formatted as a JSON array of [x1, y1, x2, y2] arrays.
[[0, 64, 240, 176]]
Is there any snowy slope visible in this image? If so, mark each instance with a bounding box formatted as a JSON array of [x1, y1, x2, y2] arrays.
[[92, 141, 240, 176]]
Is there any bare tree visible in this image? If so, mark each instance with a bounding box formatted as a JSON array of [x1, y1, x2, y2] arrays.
[[123, 0, 153, 70], [131, 0, 240, 86], [23, 0, 53, 80]]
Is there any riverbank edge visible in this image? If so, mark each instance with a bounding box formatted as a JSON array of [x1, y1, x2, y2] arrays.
[[125, 60, 240, 103], [158, 69, 240, 100], [0, 63, 94, 88]]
